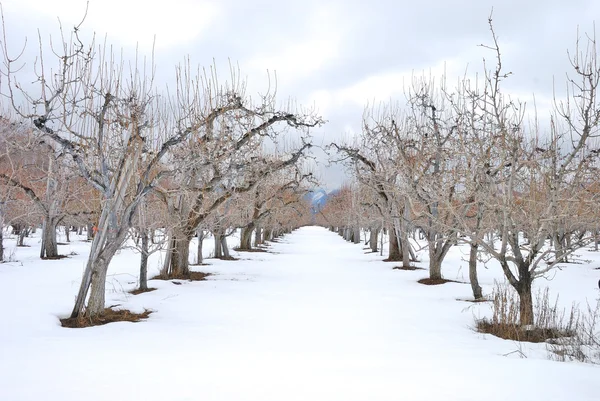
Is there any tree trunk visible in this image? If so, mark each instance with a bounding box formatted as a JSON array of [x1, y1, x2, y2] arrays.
[[0, 224, 4, 262], [167, 235, 191, 278], [214, 231, 223, 258], [429, 255, 442, 280], [196, 229, 204, 265], [468, 242, 483, 299], [387, 225, 402, 261], [40, 217, 59, 258], [139, 229, 149, 291], [65, 226, 70, 243], [86, 256, 110, 316], [221, 235, 230, 259], [254, 227, 263, 247], [353, 227, 361, 244], [517, 281, 534, 326], [369, 228, 379, 252], [87, 222, 94, 241], [239, 226, 254, 250], [18, 228, 26, 247]]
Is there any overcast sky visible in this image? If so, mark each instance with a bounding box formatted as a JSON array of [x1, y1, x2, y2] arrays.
[[1, 0, 599, 190]]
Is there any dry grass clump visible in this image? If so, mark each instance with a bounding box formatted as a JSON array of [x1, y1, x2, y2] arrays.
[[60, 308, 152, 328], [476, 282, 577, 343], [152, 272, 211, 281]]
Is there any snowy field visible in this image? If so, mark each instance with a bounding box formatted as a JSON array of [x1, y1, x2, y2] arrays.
[[0, 226, 598, 401]]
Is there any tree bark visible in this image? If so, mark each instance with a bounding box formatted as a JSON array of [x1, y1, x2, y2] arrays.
[[387, 225, 402, 261], [353, 226, 361, 244], [167, 235, 191, 278], [196, 229, 204, 265], [40, 217, 59, 258], [239, 225, 254, 250], [468, 242, 483, 299], [18, 228, 26, 247], [0, 223, 4, 262], [517, 281, 534, 326], [369, 228, 379, 252], [221, 235, 230, 259], [86, 256, 110, 316], [65, 226, 70, 243], [429, 255, 442, 280], [254, 227, 263, 246], [139, 229, 148, 291], [87, 222, 94, 241], [214, 230, 223, 258]]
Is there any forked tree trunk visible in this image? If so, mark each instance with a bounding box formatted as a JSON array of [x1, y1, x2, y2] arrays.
[[139, 229, 149, 291], [167, 235, 191, 278], [468, 242, 483, 299]]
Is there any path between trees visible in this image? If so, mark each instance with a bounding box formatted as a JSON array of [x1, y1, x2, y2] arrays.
[[0, 226, 596, 401]]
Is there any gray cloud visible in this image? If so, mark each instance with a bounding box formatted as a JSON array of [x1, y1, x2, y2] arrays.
[[2, 0, 599, 189]]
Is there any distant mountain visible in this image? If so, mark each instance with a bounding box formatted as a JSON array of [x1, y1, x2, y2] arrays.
[[305, 188, 335, 214]]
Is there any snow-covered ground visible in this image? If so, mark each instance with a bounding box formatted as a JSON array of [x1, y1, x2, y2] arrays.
[[0, 226, 598, 401]]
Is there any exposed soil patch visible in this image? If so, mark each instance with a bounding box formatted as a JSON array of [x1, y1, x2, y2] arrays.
[[57, 242, 69, 245], [215, 256, 239, 261], [234, 247, 269, 253], [129, 287, 157, 295], [382, 257, 402, 262], [418, 278, 462, 285], [41, 255, 69, 260], [60, 308, 152, 328], [393, 265, 425, 271], [476, 319, 574, 343], [151, 272, 212, 281]]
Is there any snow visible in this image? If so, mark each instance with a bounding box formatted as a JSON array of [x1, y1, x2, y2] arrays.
[[0, 226, 598, 401]]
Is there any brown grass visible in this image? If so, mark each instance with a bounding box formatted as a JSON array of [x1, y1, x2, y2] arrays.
[[60, 308, 152, 328], [41, 255, 69, 260], [152, 271, 211, 281], [418, 278, 461, 285], [233, 247, 269, 253], [129, 287, 157, 295], [457, 297, 491, 303], [476, 320, 570, 343], [393, 265, 425, 271], [475, 282, 577, 343]]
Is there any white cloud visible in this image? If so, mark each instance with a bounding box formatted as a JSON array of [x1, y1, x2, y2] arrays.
[[2, 0, 219, 50]]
